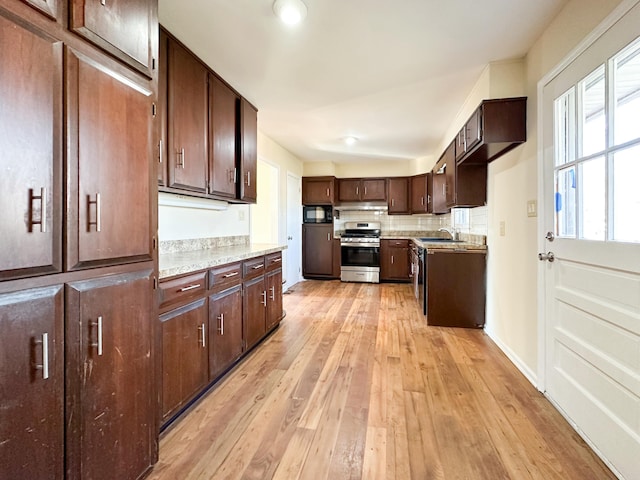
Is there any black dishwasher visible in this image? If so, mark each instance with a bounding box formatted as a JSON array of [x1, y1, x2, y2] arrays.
[[425, 249, 486, 328]]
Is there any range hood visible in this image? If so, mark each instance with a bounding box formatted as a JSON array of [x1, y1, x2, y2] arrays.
[[334, 201, 388, 212]]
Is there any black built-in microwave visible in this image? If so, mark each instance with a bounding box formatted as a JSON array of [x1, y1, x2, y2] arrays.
[[303, 205, 333, 223]]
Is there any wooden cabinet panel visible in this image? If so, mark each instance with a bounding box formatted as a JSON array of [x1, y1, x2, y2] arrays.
[[239, 99, 257, 203], [66, 49, 153, 269], [387, 177, 410, 214], [0, 15, 62, 280], [21, 0, 60, 19], [157, 29, 168, 187], [432, 143, 452, 214], [209, 74, 238, 199], [266, 269, 283, 331], [380, 239, 410, 282], [302, 224, 334, 278], [302, 176, 335, 205], [209, 285, 243, 380], [243, 275, 266, 350], [0, 285, 64, 479], [209, 262, 242, 293], [65, 269, 155, 480], [161, 298, 208, 420], [167, 38, 208, 193], [338, 178, 386, 202], [411, 173, 432, 214], [70, 0, 156, 76], [159, 271, 207, 312]]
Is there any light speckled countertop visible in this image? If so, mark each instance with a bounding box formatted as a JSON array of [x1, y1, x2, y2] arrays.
[[159, 243, 286, 279]]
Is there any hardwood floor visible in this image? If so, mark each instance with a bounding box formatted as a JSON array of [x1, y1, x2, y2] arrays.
[[148, 280, 614, 480]]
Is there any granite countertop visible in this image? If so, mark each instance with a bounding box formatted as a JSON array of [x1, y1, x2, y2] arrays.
[[380, 231, 487, 251], [411, 238, 487, 251], [159, 243, 286, 279]]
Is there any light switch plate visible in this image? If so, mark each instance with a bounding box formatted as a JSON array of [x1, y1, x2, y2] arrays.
[[500, 221, 506, 236], [527, 200, 537, 217]]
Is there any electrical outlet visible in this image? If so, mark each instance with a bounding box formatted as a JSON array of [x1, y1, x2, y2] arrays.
[[239, 210, 245, 221], [500, 221, 506, 236], [527, 200, 537, 217]]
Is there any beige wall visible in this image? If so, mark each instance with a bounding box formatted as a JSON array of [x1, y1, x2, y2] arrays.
[[303, 159, 415, 177], [483, 0, 624, 381]]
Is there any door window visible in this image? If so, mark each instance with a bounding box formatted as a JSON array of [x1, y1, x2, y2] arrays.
[[553, 36, 640, 243]]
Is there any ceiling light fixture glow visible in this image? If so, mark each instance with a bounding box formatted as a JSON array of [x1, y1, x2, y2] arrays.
[[343, 136, 358, 146], [273, 0, 307, 26]]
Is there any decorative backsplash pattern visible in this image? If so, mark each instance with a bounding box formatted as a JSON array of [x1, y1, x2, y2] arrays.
[[160, 235, 250, 254]]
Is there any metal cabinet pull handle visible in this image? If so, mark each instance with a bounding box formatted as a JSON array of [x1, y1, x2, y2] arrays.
[[356, 186, 359, 196], [91, 316, 103, 356], [261, 291, 267, 306], [30, 187, 47, 233], [179, 284, 201, 292], [427, 194, 431, 205], [364, 186, 367, 196], [199, 323, 206, 347], [326, 188, 330, 197], [88, 193, 101, 232], [391, 255, 394, 265], [177, 148, 185, 168], [100, 0, 105, 5], [271, 258, 281, 263], [217, 313, 224, 335], [34, 332, 49, 379], [222, 272, 238, 278], [246, 171, 251, 187], [158, 139, 163, 164], [252, 264, 264, 270], [391, 198, 395, 207], [270, 286, 275, 300], [421, 196, 424, 206]]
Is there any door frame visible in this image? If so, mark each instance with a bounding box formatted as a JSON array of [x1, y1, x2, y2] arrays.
[[536, 0, 640, 393], [285, 171, 302, 291]]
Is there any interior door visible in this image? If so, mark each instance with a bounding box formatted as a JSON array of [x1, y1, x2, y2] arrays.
[[541, 5, 640, 478], [285, 173, 302, 290]]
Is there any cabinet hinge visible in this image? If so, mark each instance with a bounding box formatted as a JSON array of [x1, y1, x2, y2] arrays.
[[152, 103, 157, 117]]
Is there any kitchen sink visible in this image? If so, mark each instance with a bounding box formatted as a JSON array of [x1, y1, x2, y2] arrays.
[[418, 237, 464, 243]]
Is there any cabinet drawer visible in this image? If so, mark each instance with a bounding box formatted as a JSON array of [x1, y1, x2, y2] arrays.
[[265, 252, 282, 272], [243, 256, 266, 280], [159, 271, 207, 310], [386, 239, 409, 248], [209, 262, 242, 293]]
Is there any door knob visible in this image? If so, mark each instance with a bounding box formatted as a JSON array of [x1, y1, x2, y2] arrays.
[[538, 252, 555, 262], [545, 231, 555, 242]]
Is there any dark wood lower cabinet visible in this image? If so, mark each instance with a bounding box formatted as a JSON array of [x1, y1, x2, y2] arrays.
[[161, 298, 208, 420], [302, 224, 335, 278], [65, 269, 155, 480], [209, 285, 243, 380], [0, 284, 64, 480], [380, 239, 410, 282], [243, 275, 267, 350], [266, 268, 283, 331]]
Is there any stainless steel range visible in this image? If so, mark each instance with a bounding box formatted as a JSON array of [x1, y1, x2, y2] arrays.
[[340, 221, 381, 283]]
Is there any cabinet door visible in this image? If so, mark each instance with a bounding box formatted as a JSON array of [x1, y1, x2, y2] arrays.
[[209, 74, 238, 199], [161, 298, 208, 420], [432, 173, 449, 214], [387, 177, 410, 214], [302, 224, 334, 277], [465, 107, 482, 152], [266, 269, 283, 330], [0, 15, 62, 280], [239, 99, 258, 203], [435, 142, 454, 213], [361, 178, 386, 201], [22, 0, 60, 19], [411, 174, 431, 213], [0, 285, 64, 480], [445, 157, 457, 207], [209, 285, 243, 380], [338, 179, 361, 201], [66, 49, 153, 270], [65, 269, 155, 480], [455, 128, 466, 161], [243, 276, 266, 350], [167, 39, 208, 193], [70, 0, 156, 76], [302, 177, 334, 205], [157, 29, 168, 187]]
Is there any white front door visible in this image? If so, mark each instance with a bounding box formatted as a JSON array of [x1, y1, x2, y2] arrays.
[[285, 172, 302, 291], [540, 3, 640, 478]]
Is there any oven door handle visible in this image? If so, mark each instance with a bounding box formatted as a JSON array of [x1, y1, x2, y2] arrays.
[[340, 242, 380, 248]]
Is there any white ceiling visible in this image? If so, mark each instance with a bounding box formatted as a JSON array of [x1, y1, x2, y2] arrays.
[[159, 0, 568, 164]]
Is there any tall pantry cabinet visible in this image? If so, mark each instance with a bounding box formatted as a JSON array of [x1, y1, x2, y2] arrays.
[[0, 1, 159, 479]]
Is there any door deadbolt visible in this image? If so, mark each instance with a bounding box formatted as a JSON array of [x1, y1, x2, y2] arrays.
[[545, 231, 555, 242]]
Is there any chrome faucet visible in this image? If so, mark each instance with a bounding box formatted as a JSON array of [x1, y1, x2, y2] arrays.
[[438, 227, 458, 241]]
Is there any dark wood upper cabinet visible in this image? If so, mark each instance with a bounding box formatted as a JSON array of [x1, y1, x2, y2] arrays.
[[338, 178, 386, 202], [167, 38, 208, 193], [387, 177, 411, 214], [65, 48, 153, 270], [209, 74, 239, 199], [0, 14, 62, 281], [65, 269, 155, 480], [69, 0, 157, 77], [302, 176, 336, 205], [455, 97, 527, 164], [239, 99, 258, 203], [411, 173, 432, 214], [0, 285, 64, 480], [432, 144, 452, 215], [157, 29, 168, 187]]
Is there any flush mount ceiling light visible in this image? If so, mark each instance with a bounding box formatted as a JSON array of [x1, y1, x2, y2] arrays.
[[273, 0, 307, 25], [343, 136, 358, 146]]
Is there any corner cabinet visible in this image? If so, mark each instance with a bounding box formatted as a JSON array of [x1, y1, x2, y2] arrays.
[[70, 0, 157, 77]]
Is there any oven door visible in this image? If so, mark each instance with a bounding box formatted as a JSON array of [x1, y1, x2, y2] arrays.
[[341, 244, 380, 268]]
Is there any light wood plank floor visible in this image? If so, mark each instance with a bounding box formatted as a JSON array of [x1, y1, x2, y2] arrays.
[[148, 280, 614, 480]]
